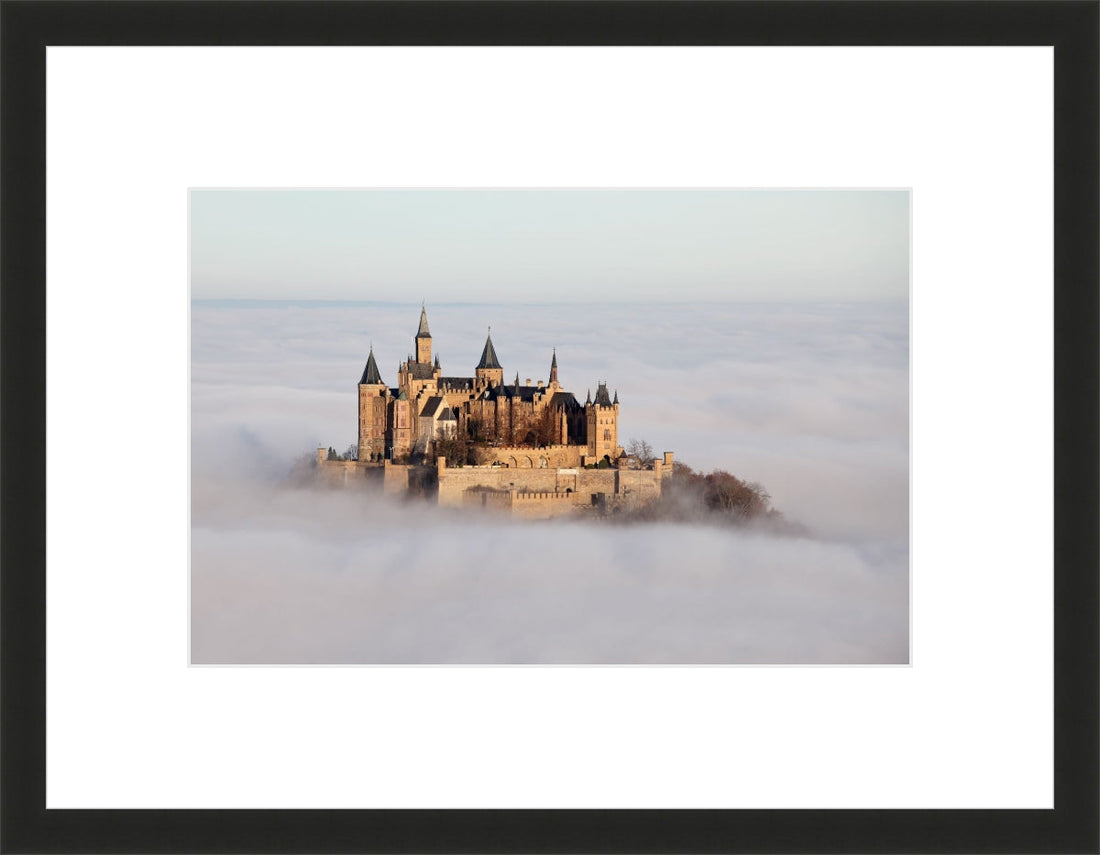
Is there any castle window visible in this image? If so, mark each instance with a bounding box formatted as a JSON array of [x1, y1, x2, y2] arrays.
[[603, 429, 611, 441]]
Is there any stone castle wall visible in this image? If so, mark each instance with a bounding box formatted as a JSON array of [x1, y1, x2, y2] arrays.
[[436, 457, 665, 517], [479, 443, 584, 469], [382, 461, 410, 494], [458, 485, 585, 520], [316, 451, 378, 487], [316, 448, 670, 518], [512, 491, 579, 519], [314, 454, 402, 493], [436, 464, 562, 506], [462, 488, 515, 513]]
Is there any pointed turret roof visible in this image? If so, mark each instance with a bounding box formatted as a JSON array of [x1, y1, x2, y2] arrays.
[[433, 354, 441, 369], [551, 348, 558, 369], [359, 347, 383, 385], [477, 329, 502, 370], [613, 389, 619, 404], [416, 304, 431, 338], [586, 388, 592, 404], [595, 382, 613, 406]]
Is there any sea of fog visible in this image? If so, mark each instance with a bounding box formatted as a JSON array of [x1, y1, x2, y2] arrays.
[[191, 300, 908, 664]]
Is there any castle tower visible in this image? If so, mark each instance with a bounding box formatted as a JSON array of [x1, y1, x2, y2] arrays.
[[357, 346, 389, 462], [585, 381, 619, 462], [415, 303, 432, 365], [389, 390, 413, 460], [548, 348, 559, 388], [475, 328, 504, 389]]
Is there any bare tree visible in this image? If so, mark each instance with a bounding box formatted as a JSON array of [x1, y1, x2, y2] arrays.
[[434, 432, 486, 467], [702, 470, 771, 519], [528, 404, 564, 447], [626, 437, 654, 467]]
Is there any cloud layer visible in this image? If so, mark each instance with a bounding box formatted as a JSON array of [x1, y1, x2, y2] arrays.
[[191, 300, 909, 664]]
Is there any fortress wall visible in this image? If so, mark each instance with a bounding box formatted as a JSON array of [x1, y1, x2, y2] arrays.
[[511, 491, 579, 519], [575, 469, 617, 496], [316, 457, 356, 486], [462, 489, 514, 513], [615, 468, 663, 501], [319, 453, 662, 513], [456, 487, 581, 519], [316, 453, 377, 486], [481, 444, 583, 469], [316, 449, 390, 488], [553, 469, 580, 494], [355, 463, 386, 489], [438, 466, 561, 505], [382, 461, 412, 495]]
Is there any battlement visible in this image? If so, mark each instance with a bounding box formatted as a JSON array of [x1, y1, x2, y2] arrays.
[[480, 444, 584, 470], [490, 443, 580, 454], [514, 491, 574, 501]]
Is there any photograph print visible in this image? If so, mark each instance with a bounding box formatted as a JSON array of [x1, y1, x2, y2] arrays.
[[190, 188, 909, 665]]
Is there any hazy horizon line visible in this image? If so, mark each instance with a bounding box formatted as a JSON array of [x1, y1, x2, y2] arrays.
[[191, 296, 910, 306]]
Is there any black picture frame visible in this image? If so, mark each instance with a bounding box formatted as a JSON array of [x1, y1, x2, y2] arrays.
[[2, 2, 1097, 852]]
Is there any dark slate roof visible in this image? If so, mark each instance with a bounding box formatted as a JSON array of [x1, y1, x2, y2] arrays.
[[438, 407, 457, 422], [406, 362, 435, 380], [548, 391, 582, 411], [440, 376, 474, 390], [551, 349, 558, 369], [594, 383, 613, 406], [421, 395, 448, 419], [416, 305, 431, 338], [359, 348, 383, 385], [477, 333, 502, 369], [484, 384, 541, 403]]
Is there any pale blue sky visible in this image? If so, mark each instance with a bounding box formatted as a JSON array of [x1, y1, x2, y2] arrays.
[[190, 189, 909, 302]]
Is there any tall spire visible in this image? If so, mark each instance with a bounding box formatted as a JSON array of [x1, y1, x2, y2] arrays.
[[416, 303, 431, 338], [414, 303, 432, 364], [613, 388, 619, 404], [549, 347, 559, 385], [359, 346, 383, 385], [586, 388, 592, 405], [476, 328, 502, 369]]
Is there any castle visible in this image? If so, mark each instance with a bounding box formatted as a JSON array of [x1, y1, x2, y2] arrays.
[[317, 305, 672, 518]]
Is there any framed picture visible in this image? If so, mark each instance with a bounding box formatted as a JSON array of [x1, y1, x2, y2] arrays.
[[2, 2, 1096, 852], [189, 187, 911, 666]]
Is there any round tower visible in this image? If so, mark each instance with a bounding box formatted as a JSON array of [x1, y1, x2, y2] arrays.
[[357, 346, 389, 462]]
